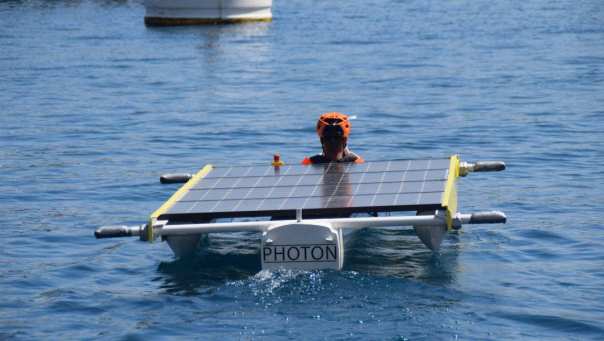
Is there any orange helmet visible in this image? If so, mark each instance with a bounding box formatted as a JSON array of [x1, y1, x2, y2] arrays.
[[316, 112, 351, 139]]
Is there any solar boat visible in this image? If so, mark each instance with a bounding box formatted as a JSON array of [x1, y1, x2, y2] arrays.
[[95, 155, 506, 270]]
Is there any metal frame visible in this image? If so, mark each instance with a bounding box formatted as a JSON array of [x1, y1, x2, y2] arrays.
[[99, 210, 505, 240]]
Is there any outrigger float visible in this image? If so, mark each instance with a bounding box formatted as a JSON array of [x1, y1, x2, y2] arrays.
[[95, 155, 506, 270]]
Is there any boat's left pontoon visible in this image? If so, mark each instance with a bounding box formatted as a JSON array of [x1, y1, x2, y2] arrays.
[[95, 155, 506, 270]]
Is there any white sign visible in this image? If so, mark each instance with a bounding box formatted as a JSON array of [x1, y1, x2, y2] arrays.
[[262, 244, 338, 264], [261, 222, 343, 270]]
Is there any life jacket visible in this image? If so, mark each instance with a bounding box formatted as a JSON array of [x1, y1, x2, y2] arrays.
[[302, 150, 364, 165]]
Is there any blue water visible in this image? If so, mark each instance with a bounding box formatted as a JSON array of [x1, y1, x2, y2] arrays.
[[1, 0, 604, 339]]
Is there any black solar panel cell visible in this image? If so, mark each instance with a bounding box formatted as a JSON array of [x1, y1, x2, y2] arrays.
[[159, 158, 451, 221]]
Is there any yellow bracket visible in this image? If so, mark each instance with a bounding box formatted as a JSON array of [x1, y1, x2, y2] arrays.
[[145, 164, 213, 242], [441, 155, 460, 230]]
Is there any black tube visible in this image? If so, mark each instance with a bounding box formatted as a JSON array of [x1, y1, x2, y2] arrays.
[[95, 226, 137, 239], [160, 173, 192, 184], [469, 211, 507, 224], [473, 161, 506, 172]]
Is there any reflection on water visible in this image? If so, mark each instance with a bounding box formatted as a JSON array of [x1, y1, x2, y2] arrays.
[[344, 228, 459, 285], [146, 22, 272, 64], [157, 253, 260, 295], [157, 232, 261, 295]]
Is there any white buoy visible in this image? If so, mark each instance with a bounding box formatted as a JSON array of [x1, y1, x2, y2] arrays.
[[144, 0, 273, 26]]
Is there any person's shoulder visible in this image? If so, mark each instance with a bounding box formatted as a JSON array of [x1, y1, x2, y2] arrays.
[[344, 150, 364, 164], [302, 154, 328, 165]]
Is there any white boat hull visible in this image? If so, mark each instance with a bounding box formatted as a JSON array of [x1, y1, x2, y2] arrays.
[[164, 214, 448, 270], [144, 0, 273, 25], [166, 223, 352, 269]]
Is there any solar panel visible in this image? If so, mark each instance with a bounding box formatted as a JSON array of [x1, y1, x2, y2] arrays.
[[159, 158, 452, 222]]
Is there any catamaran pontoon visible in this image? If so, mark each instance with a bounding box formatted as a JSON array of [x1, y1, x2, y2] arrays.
[[95, 155, 506, 270]]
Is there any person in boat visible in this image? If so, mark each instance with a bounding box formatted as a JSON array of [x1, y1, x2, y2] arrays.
[[302, 112, 364, 165]]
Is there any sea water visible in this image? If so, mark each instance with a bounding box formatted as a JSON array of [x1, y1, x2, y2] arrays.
[[1, 0, 603, 339]]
